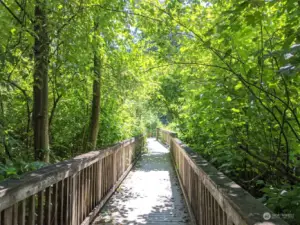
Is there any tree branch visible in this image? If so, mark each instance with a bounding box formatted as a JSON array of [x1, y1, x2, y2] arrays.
[[0, 0, 23, 25]]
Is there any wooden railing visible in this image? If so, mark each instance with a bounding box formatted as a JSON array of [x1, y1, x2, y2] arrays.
[[0, 135, 144, 225], [157, 128, 289, 225]]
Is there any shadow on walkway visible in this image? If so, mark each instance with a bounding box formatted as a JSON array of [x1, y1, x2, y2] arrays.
[[92, 138, 191, 225]]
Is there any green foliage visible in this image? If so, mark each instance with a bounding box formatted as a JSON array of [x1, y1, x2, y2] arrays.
[[0, 0, 158, 179], [0, 161, 47, 180], [0, 0, 300, 223], [261, 184, 300, 224]]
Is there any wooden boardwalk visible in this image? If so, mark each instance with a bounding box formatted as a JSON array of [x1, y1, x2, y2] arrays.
[[91, 138, 192, 225]]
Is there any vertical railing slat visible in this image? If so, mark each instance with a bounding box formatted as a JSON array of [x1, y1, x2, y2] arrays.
[[3, 206, 13, 225], [71, 174, 77, 225], [52, 183, 58, 225], [44, 187, 51, 225], [77, 171, 81, 225], [18, 200, 25, 225], [37, 191, 44, 225], [12, 204, 18, 225], [98, 159, 102, 202], [58, 180, 64, 225], [28, 195, 35, 225], [81, 170, 84, 222]]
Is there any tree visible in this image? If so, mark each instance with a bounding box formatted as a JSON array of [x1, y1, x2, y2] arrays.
[[32, 0, 50, 162], [88, 20, 102, 151]]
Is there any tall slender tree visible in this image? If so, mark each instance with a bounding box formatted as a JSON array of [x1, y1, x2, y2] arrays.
[[32, 0, 50, 162], [87, 20, 102, 150]]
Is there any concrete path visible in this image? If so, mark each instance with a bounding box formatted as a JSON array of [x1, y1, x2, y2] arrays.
[[91, 138, 191, 225]]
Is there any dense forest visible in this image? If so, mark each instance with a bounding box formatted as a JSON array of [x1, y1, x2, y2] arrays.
[[0, 0, 300, 224]]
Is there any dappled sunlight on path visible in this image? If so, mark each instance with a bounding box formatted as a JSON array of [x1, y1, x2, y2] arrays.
[[92, 138, 191, 225]]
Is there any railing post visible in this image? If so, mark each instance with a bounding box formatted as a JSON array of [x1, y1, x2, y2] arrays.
[[113, 151, 117, 183], [97, 160, 102, 203], [3, 206, 13, 225], [71, 173, 78, 225]]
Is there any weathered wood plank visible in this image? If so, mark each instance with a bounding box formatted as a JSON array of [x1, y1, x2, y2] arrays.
[[18, 201, 25, 225], [3, 206, 13, 225], [51, 183, 58, 225], [97, 160, 102, 202], [28, 195, 35, 225], [37, 191, 44, 225], [71, 174, 77, 225], [12, 204, 18, 225], [44, 187, 51, 225], [77, 171, 81, 225], [58, 180, 64, 225]]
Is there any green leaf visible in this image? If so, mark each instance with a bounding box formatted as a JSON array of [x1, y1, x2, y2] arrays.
[[231, 108, 240, 113], [256, 180, 265, 185], [234, 82, 243, 90], [226, 96, 232, 102]]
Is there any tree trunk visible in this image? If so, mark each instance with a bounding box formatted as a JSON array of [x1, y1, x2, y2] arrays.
[[32, 0, 50, 162], [88, 22, 101, 151]]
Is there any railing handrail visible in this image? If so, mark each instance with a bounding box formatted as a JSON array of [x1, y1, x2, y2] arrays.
[[0, 135, 141, 212], [156, 128, 177, 135], [157, 128, 289, 225]]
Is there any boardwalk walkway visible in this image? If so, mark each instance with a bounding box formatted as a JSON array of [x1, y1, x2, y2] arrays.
[[92, 138, 192, 225]]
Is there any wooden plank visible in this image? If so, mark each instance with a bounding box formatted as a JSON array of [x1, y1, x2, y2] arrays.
[[84, 167, 88, 217], [219, 205, 223, 225], [98, 160, 102, 202], [88, 166, 91, 212], [93, 163, 97, 207], [104, 158, 107, 196], [77, 171, 81, 225], [198, 178, 202, 225], [70, 176, 73, 224], [108, 155, 112, 189], [18, 201, 25, 225], [81, 170, 85, 222], [211, 194, 214, 225], [223, 210, 227, 225], [37, 191, 44, 225], [91, 164, 94, 208], [3, 206, 13, 225], [64, 177, 70, 225], [87, 167, 90, 216], [28, 195, 35, 225], [113, 152, 117, 184], [44, 187, 51, 225], [71, 174, 77, 225], [58, 180, 64, 225], [12, 204, 18, 225], [91, 165, 93, 210], [206, 188, 209, 225], [51, 183, 58, 225], [82, 168, 86, 219]]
